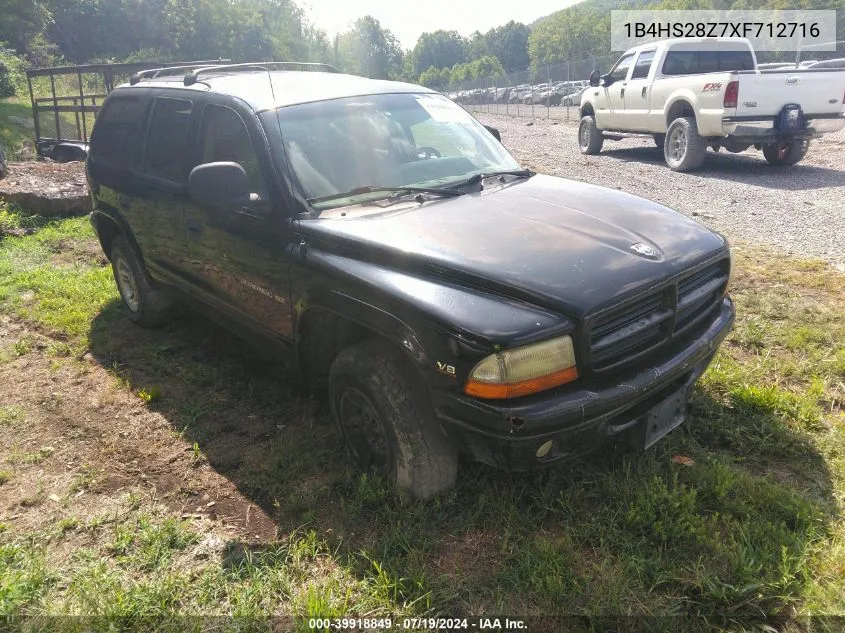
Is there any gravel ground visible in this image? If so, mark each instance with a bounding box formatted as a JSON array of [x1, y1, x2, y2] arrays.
[[473, 111, 845, 270]]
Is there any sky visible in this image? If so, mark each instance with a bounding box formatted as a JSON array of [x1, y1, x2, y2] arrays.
[[300, 0, 583, 50]]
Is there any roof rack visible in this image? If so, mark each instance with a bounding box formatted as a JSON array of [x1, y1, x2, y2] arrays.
[[182, 61, 341, 86], [129, 59, 232, 85]]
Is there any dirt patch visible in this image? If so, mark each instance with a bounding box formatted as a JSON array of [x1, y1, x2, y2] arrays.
[[0, 316, 278, 542], [0, 160, 91, 216]]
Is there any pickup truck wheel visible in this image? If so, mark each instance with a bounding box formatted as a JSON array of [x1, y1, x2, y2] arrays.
[[329, 339, 458, 500], [653, 134, 665, 148], [664, 117, 707, 172], [579, 115, 604, 155], [110, 236, 177, 328], [762, 140, 809, 166]]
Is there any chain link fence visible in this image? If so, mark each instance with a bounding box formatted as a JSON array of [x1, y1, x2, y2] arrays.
[[448, 40, 845, 121]]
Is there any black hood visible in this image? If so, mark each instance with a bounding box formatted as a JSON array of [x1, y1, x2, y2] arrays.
[[299, 174, 727, 317]]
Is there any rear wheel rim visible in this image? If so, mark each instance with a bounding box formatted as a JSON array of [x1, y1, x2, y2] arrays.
[[339, 386, 391, 475], [115, 258, 140, 312], [669, 125, 687, 162], [777, 143, 790, 160]]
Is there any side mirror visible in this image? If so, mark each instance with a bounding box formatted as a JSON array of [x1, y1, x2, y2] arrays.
[[189, 162, 251, 209], [589, 70, 601, 87], [484, 125, 501, 142]]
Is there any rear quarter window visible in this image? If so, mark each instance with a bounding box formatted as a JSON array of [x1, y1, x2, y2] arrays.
[[90, 96, 147, 168]]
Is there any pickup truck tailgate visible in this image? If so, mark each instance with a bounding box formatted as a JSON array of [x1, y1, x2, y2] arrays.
[[733, 69, 845, 118]]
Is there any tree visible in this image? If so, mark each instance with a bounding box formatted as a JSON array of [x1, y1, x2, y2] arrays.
[[412, 30, 466, 76], [336, 16, 403, 79], [466, 31, 487, 60], [0, 0, 50, 54], [485, 21, 530, 70], [418, 64, 451, 89], [528, 6, 611, 67]]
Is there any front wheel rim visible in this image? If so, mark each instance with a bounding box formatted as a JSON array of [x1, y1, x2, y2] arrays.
[[579, 121, 589, 148], [338, 386, 391, 474], [115, 258, 140, 312]]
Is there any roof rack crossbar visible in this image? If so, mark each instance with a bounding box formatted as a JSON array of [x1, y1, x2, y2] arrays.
[[129, 59, 232, 85], [183, 61, 341, 86]]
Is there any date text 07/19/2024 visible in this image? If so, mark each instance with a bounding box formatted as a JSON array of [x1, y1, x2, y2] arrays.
[[307, 617, 528, 630]]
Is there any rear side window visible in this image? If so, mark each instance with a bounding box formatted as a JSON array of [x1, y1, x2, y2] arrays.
[[90, 96, 146, 168], [631, 50, 656, 79], [143, 97, 193, 182], [662, 50, 755, 75]]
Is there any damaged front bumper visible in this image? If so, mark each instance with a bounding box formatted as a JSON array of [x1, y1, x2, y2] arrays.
[[433, 298, 735, 471]]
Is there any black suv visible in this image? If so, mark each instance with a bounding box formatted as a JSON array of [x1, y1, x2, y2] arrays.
[[87, 62, 735, 499]]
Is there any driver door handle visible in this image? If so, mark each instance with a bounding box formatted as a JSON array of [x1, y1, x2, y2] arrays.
[[620, 87, 625, 97], [642, 86, 648, 98]]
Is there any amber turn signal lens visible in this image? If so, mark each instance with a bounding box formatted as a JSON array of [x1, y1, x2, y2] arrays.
[[464, 366, 579, 400]]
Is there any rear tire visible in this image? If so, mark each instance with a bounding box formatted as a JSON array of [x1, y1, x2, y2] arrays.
[[762, 140, 809, 166], [579, 115, 604, 155], [110, 236, 178, 328], [664, 117, 707, 172], [329, 339, 458, 500]]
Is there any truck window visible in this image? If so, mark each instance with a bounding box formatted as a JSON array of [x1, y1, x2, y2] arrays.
[[143, 97, 193, 182], [609, 53, 636, 82], [631, 50, 656, 79], [90, 96, 146, 169], [198, 105, 266, 194], [719, 50, 755, 71], [662, 50, 755, 75]]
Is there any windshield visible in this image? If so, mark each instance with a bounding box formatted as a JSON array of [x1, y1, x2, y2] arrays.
[[265, 92, 521, 210]]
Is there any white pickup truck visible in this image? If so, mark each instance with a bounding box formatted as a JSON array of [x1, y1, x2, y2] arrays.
[[579, 38, 845, 171]]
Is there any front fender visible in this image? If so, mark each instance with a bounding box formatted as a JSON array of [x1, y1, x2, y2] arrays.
[[295, 286, 433, 373], [294, 248, 574, 391]]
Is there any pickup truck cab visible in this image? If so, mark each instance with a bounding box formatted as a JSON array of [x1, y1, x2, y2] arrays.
[[579, 38, 845, 170], [87, 63, 735, 498]]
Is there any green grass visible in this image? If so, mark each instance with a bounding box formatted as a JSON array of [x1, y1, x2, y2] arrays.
[[0, 97, 35, 159], [0, 214, 843, 627], [0, 204, 117, 353]]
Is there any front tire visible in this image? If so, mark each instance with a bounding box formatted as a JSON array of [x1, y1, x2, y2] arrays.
[[579, 115, 604, 155], [762, 140, 809, 166], [110, 236, 177, 328], [329, 340, 458, 500], [664, 117, 707, 172]]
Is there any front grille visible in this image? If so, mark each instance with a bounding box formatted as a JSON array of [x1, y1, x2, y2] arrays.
[[586, 260, 729, 373]]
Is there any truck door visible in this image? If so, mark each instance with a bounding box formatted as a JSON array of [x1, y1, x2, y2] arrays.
[[135, 96, 195, 284], [598, 52, 635, 130], [182, 102, 294, 340], [623, 49, 657, 131]]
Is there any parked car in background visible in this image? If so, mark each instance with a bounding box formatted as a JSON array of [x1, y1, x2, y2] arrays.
[[803, 58, 845, 69], [563, 86, 588, 107], [579, 37, 845, 171]]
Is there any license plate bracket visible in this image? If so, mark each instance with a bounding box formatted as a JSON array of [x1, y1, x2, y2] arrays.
[[641, 387, 688, 449]]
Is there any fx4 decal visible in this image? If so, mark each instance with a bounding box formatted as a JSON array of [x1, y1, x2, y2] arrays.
[[702, 82, 723, 92]]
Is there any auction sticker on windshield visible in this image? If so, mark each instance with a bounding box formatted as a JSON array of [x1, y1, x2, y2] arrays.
[[416, 95, 474, 123]]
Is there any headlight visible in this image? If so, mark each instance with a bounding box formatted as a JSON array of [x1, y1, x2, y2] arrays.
[[464, 335, 578, 399]]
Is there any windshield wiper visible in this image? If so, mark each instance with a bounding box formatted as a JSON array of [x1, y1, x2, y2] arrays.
[[307, 185, 464, 206], [448, 169, 534, 190]]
